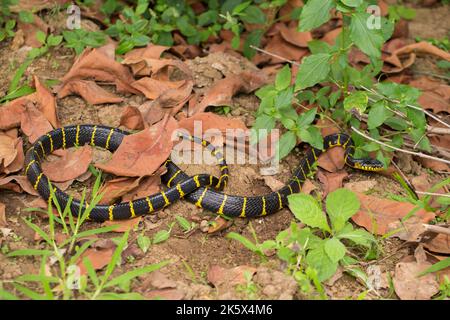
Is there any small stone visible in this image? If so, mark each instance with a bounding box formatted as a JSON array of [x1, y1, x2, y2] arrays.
[[200, 220, 209, 232], [157, 210, 168, 219]]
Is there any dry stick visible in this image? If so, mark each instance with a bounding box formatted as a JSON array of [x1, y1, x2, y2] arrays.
[[351, 126, 450, 165], [416, 191, 450, 198], [422, 224, 450, 236]]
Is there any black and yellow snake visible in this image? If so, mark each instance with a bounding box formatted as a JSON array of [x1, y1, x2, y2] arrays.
[[25, 124, 384, 221]]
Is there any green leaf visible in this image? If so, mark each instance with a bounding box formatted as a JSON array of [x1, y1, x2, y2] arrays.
[[419, 257, 450, 276], [105, 261, 170, 288], [298, 0, 334, 32], [297, 107, 317, 128], [367, 101, 393, 129], [198, 10, 218, 26], [175, 215, 192, 231], [326, 188, 360, 233], [153, 230, 170, 244], [137, 234, 151, 253], [324, 238, 346, 263], [384, 117, 408, 131], [227, 232, 261, 254], [298, 126, 323, 150], [18, 11, 34, 23], [277, 131, 297, 160], [307, 40, 332, 54], [275, 65, 291, 91], [47, 35, 63, 47], [288, 193, 331, 232], [241, 5, 266, 24], [274, 87, 294, 109], [340, 0, 362, 7], [243, 29, 263, 59], [36, 30, 46, 44], [295, 53, 331, 91], [343, 91, 368, 113], [336, 224, 375, 248], [305, 244, 338, 281], [350, 12, 384, 59]]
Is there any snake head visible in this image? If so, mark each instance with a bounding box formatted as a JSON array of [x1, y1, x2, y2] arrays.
[[353, 159, 385, 171]]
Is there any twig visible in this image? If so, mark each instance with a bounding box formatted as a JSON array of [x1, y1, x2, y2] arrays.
[[413, 70, 450, 81], [351, 126, 450, 165], [423, 224, 450, 236], [361, 85, 450, 129], [416, 191, 450, 198], [250, 45, 300, 66]]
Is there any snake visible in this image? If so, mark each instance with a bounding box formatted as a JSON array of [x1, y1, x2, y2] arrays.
[[25, 124, 384, 222]]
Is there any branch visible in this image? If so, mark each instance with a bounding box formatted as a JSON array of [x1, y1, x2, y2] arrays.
[[351, 126, 450, 165]]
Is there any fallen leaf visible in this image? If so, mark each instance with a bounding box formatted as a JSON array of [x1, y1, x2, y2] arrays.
[[3, 138, 24, 174], [145, 288, 184, 300], [17, 14, 48, 48], [122, 44, 170, 76], [317, 170, 348, 196], [0, 133, 18, 168], [0, 175, 39, 195], [95, 115, 177, 177], [178, 112, 248, 136], [190, 71, 267, 116], [207, 265, 257, 290], [143, 270, 177, 289], [61, 44, 139, 95], [424, 234, 450, 255], [102, 217, 142, 233], [122, 171, 164, 202], [351, 193, 435, 235], [0, 202, 6, 227], [322, 28, 342, 46], [20, 102, 53, 144], [0, 98, 27, 130], [32, 76, 59, 128], [41, 146, 92, 182], [316, 118, 345, 172], [391, 41, 450, 62], [263, 176, 285, 191], [393, 246, 440, 300], [131, 78, 185, 100], [301, 179, 317, 195], [408, 77, 449, 114], [417, 158, 449, 172], [77, 247, 115, 275], [207, 216, 233, 234], [58, 80, 123, 105], [98, 177, 142, 205], [344, 180, 378, 193], [279, 24, 312, 47], [120, 106, 145, 130], [152, 80, 193, 115], [387, 216, 428, 242], [262, 34, 308, 65]]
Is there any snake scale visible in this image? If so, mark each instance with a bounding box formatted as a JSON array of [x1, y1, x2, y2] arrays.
[[25, 124, 384, 221]]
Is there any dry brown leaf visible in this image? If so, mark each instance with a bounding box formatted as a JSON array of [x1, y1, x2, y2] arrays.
[[0, 174, 39, 195], [58, 80, 123, 105], [0, 98, 27, 130], [190, 71, 267, 116], [207, 265, 257, 290], [95, 115, 177, 177], [0, 134, 18, 168], [178, 112, 248, 136], [0, 202, 6, 227], [351, 193, 435, 235], [417, 158, 449, 172], [120, 106, 145, 130], [279, 24, 312, 47], [32, 76, 59, 128], [408, 77, 449, 114], [98, 177, 142, 205], [424, 234, 450, 255], [393, 246, 440, 300], [144, 288, 184, 300], [316, 118, 345, 172], [344, 180, 378, 193], [41, 146, 92, 182], [131, 78, 185, 100], [61, 44, 139, 94], [77, 247, 115, 275], [263, 176, 285, 191], [301, 179, 317, 195], [17, 14, 48, 48], [10, 0, 69, 13], [143, 270, 177, 289], [322, 28, 342, 46], [20, 102, 53, 144], [102, 217, 142, 233], [3, 138, 24, 174], [317, 170, 348, 196], [262, 34, 308, 65], [392, 41, 450, 61], [387, 216, 428, 242], [122, 172, 164, 202], [207, 216, 233, 234]]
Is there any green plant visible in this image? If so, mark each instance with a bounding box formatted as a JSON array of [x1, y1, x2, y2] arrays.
[[388, 5, 416, 22], [0, 176, 170, 300], [251, 0, 432, 169], [228, 188, 377, 297], [175, 215, 197, 233], [62, 29, 107, 55], [415, 36, 450, 51], [235, 270, 259, 299], [434, 276, 450, 300]]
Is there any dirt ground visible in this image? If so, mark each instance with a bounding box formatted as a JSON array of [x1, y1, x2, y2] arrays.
[[0, 3, 448, 300]]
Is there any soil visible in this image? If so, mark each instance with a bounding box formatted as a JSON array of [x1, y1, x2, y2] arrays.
[[0, 3, 448, 300]]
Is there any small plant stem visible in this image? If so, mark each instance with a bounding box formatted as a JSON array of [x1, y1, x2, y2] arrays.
[[416, 191, 450, 198], [351, 126, 450, 165], [360, 85, 450, 129]]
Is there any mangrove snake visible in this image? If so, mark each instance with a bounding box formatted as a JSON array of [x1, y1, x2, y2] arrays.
[[25, 125, 384, 221]]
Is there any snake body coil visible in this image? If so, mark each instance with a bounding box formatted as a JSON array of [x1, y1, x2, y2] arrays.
[[25, 125, 383, 221]]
